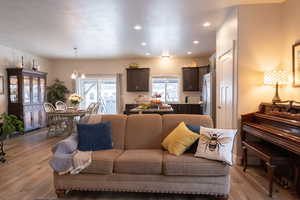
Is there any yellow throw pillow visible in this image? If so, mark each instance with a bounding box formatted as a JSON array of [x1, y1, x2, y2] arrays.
[[162, 122, 200, 156]]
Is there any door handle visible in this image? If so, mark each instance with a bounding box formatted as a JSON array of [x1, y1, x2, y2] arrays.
[[218, 106, 222, 109]]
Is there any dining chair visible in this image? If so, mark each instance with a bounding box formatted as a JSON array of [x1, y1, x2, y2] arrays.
[[92, 102, 101, 114], [87, 103, 96, 114], [55, 101, 67, 111], [44, 102, 65, 137]]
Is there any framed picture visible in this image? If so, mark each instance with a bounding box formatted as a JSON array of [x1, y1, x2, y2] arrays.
[[0, 76, 4, 94], [293, 43, 300, 87]]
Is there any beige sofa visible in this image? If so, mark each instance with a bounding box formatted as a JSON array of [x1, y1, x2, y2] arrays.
[[53, 114, 230, 200]]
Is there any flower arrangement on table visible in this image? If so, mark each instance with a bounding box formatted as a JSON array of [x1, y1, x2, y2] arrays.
[[68, 93, 83, 108]]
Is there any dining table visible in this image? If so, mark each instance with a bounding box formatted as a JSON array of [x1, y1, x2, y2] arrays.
[[47, 109, 87, 136]]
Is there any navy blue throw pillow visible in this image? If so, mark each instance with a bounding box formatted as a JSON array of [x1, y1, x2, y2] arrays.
[[77, 121, 113, 151], [185, 124, 201, 153]]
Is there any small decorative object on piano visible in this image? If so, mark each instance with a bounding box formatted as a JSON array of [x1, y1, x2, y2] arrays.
[[264, 70, 288, 103]]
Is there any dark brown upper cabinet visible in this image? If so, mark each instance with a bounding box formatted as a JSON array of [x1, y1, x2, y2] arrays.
[[126, 68, 150, 92], [182, 66, 209, 92]]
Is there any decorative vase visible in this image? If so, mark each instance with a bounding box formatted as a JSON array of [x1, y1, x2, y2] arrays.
[[70, 101, 80, 110]]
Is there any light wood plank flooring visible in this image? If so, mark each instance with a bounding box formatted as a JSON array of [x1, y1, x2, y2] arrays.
[[0, 130, 299, 200]]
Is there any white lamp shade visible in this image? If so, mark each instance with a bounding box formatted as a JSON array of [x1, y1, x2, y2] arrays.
[[264, 70, 288, 85]]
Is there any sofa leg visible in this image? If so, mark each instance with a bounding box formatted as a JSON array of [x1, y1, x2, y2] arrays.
[[55, 189, 66, 198], [215, 195, 229, 200]]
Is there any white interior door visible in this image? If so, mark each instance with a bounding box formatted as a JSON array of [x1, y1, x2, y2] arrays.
[[216, 48, 234, 129]]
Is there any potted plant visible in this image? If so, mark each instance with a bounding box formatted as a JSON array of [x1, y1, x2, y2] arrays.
[[0, 113, 24, 139], [0, 113, 24, 162], [46, 79, 70, 105]]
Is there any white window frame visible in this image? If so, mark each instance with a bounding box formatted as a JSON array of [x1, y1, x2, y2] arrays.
[[150, 75, 180, 104], [75, 74, 119, 114]]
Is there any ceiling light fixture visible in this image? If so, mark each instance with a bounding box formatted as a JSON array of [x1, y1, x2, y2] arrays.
[[203, 22, 211, 27], [141, 42, 147, 46], [145, 52, 151, 56], [187, 51, 192, 55], [161, 55, 171, 61], [133, 25, 142, 30], [71, 48, 85, 79], [193, 40, 199, 44]]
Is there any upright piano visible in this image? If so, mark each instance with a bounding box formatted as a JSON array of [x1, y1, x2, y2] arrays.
[[241, 102, 300, 194]]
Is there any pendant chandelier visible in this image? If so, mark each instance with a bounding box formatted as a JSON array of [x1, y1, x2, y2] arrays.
[[71, 48, 86, 79]]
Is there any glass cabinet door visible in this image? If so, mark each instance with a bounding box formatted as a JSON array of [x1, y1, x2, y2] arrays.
[[32, 77, 39, 104], [40, 78, 45, 103], [9, 76, 18, 103], [23, 76, 31, 104]]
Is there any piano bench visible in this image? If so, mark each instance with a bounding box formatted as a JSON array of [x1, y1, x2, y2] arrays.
[[242, 141, 290, 197]]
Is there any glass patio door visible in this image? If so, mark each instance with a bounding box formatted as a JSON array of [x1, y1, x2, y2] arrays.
[[77, 77, 117, 114]]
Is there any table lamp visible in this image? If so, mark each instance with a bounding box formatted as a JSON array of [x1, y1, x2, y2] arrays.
[[264, 70, 288, 102]]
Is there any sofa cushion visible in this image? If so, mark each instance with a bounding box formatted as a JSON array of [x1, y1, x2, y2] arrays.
[[125, 114, 162, 149], [162, 114, 213, 139], [77, 121, 113, 151], [82, 149, 123, 175], [114, 149, 163, 175], [80, 114, 127, 149], [163, 151, 229, 176], [185, 124, 201, 153], [161, 122, 200, 156]]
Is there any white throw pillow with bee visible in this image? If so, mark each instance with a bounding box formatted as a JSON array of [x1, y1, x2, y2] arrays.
[[194, 127, 237, 165]]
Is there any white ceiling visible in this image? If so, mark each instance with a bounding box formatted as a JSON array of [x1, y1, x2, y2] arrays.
[[0, 0, 285, 59]]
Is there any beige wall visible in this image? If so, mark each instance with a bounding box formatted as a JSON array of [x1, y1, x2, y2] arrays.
[[237, 0, 300, 115], [49, 57, 209, 107], [281, 0, 300, 100], [0, 44, 51, 113], [237, 3, 283, 116]]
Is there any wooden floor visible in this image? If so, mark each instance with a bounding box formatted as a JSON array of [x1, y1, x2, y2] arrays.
[[0, 130, 299, 200]]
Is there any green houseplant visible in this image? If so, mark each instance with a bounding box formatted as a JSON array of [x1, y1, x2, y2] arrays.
[[0, 113, 24, 162], [0, 113, 24, 138], [47, 79, 70, 105]]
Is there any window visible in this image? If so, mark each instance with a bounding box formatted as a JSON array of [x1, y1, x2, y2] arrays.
[[77, 77, 117, 114], [151, 77, 179, 103]]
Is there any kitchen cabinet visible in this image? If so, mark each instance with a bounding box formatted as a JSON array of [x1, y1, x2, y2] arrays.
[[126, 68, 150, 92], [182, 66, 209, 92], [7, 68, 47, 132]]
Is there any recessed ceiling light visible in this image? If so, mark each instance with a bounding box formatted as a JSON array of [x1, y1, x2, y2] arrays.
[[133, 25, 142, 30], [145, 53, 151, 56], [187, 51, 192, 55], [203, 22, 211, 27], [193, 40, 199, 44], [141, 42, 147, 46]]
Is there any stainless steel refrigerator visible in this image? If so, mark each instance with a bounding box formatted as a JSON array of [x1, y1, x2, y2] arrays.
[[202, 55, 216, 125]]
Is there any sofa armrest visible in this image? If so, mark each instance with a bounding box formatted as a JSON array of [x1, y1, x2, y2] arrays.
[[52, 134, 78, 154]]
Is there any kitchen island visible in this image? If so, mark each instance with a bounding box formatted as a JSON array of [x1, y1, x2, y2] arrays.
[[124, 103, 203, 115], [129, 106, 174, 115]]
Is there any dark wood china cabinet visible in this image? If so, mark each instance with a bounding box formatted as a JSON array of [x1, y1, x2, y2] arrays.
[[7, 68, 47, 132]]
